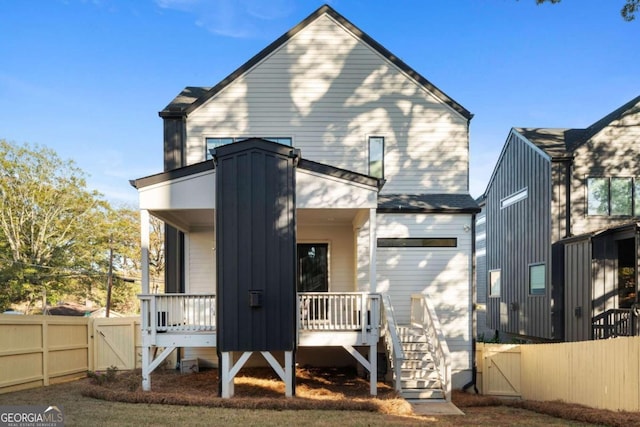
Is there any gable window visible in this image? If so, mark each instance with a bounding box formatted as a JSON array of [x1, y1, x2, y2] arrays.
[[206, 137, 292, 160], [489, 270, 501, 297], [529, 263, 546, 296], [368, 136, 384, 179], [501, 188, 528, 209], [587, 177, 635, 216]]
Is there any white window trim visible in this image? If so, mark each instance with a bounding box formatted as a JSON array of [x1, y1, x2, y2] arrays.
[[501, 187, 528, 209], [489, 269, 501, 297]]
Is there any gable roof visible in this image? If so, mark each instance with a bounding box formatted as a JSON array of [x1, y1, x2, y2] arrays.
[[515, 95, 640, 159], [481, 95, 640, 198], [160, 4, 472, 121]]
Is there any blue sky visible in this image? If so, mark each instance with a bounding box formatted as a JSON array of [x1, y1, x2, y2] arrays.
[[1, 0, 638, 204]]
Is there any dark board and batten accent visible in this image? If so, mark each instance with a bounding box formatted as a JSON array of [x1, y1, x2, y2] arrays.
[[485, 131, 560, 340], [215, 138, 298, 352]]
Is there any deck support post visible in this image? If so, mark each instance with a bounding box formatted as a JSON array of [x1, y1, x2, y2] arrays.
[[221, 351, 295, 398], [141, 344, 151, 391], [343, 344, 377, 396], [369, 208, 377, 293]]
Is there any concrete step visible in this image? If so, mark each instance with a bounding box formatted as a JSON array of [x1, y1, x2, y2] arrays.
[[402, 388, 445, 400]]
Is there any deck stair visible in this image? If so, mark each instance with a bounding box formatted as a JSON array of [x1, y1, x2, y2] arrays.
[[396, 325, 444, 400]]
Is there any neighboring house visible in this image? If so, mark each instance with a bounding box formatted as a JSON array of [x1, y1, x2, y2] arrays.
[[481, 95, 640, 342], [131, 5, 478, 399], [44, 302, 123, 318]]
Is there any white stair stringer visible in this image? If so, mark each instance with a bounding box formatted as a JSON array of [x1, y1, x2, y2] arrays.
[[395, 325, 445, 400]]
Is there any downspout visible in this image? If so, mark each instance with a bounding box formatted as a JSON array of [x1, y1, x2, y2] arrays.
[[462, 213, 479, 394], [564, 159, 572, 238]]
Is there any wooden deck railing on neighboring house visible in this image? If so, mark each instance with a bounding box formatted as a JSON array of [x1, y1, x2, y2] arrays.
[[381, 293, 404, 392], [410, 294, 451, 401], [592, 308, 638, 339]]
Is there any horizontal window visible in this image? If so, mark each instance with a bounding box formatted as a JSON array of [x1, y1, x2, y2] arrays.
[[377, 238, 457, 248], [501, 188, 528, 209]]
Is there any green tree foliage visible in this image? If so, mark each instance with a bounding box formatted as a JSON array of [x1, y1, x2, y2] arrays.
[[0, 140, 155, 314], [534, 0, 639, 21]]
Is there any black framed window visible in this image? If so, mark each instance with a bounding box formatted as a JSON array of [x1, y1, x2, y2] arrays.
[[377, 238, 457, 248], [368, 136, 384, 179], [587, 176, 636, 216]]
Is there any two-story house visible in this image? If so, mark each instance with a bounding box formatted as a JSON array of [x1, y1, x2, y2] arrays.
[[480, 95, 640, 342], [131, 4, 478, 399]]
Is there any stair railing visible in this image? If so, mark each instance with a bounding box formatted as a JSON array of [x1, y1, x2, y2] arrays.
[[381, 294, 404, 392], [410, 294, 451, 402]]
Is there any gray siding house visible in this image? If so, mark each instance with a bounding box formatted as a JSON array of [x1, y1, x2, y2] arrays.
[[131, 5, 479, 398], [482, 96, 640, 342]]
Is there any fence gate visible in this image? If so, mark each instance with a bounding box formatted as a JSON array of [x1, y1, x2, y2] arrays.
[[482, 344, 521, 397], [92, 318, 138, 371]]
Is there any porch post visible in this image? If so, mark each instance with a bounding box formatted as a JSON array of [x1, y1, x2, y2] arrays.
[[370, 343, 377, 396], [369, 208, 377, 293], [141, 209, 150, 294]]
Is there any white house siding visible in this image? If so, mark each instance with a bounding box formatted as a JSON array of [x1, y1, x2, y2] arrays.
[[570, 103, 640, 236], [183, 228, 217, 367], [375, 213, 472, 385], [184, 14, 469, 195], [297, 223, 355, 292]]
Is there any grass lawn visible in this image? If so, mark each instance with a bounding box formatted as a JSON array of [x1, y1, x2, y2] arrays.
[[0, 368, 636, 426]]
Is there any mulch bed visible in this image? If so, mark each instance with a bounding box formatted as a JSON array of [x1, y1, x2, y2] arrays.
[[80, 367, 412, 415], [81, 367, 640, 425]]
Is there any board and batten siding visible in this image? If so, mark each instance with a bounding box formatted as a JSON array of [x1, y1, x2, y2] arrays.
[[184, 14, 469, 195], [485, 132, 559, 340], [475, 208, 494, 340], [375, 213, 473, 384], [563, 238, 592, 342]]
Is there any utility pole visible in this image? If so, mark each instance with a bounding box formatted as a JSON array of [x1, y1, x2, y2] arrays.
[[106, 242, 113, 318]]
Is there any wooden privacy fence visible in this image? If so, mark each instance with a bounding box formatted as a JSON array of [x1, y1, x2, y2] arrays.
[[477, 338, 640, 412], [0, 315, 141, 394]]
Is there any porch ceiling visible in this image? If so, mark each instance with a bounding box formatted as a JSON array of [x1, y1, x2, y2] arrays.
[[297, 208, 364, 226], [149, 209, 214, 232]]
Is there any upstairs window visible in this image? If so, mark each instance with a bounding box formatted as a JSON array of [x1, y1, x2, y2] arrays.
[[529, 263, 546, 296], [587, 177, 635, 216], [489, 269, 501, 297], [206, 137, 292, 160], [501, 187, 528, 209], [368, 136, 384, 179]]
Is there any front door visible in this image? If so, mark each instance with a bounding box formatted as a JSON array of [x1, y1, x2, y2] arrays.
[[296, 243, 328, 292]]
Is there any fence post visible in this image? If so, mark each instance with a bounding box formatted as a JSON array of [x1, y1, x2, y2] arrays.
[[42, 318, 49, 386]]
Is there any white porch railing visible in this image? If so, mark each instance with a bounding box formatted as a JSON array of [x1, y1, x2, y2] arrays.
[[298, 292, 381, 334], [410, 294, 451, 402], [139, 294, 216, 333], [381, 294, 404, 392]]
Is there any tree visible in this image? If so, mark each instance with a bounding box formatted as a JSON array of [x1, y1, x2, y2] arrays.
[[534, 0, 639, 21], [0, 140, 109, 312]]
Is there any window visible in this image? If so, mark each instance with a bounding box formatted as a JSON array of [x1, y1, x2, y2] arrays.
[[529, 264, 546, 296], [377, 238, 457, 248], [501, 188, 528, 209], [587, 177, 635, 216], [368, 136, 384, 179], [489, 270, 501, 297], [206, 137, 292, 159]]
